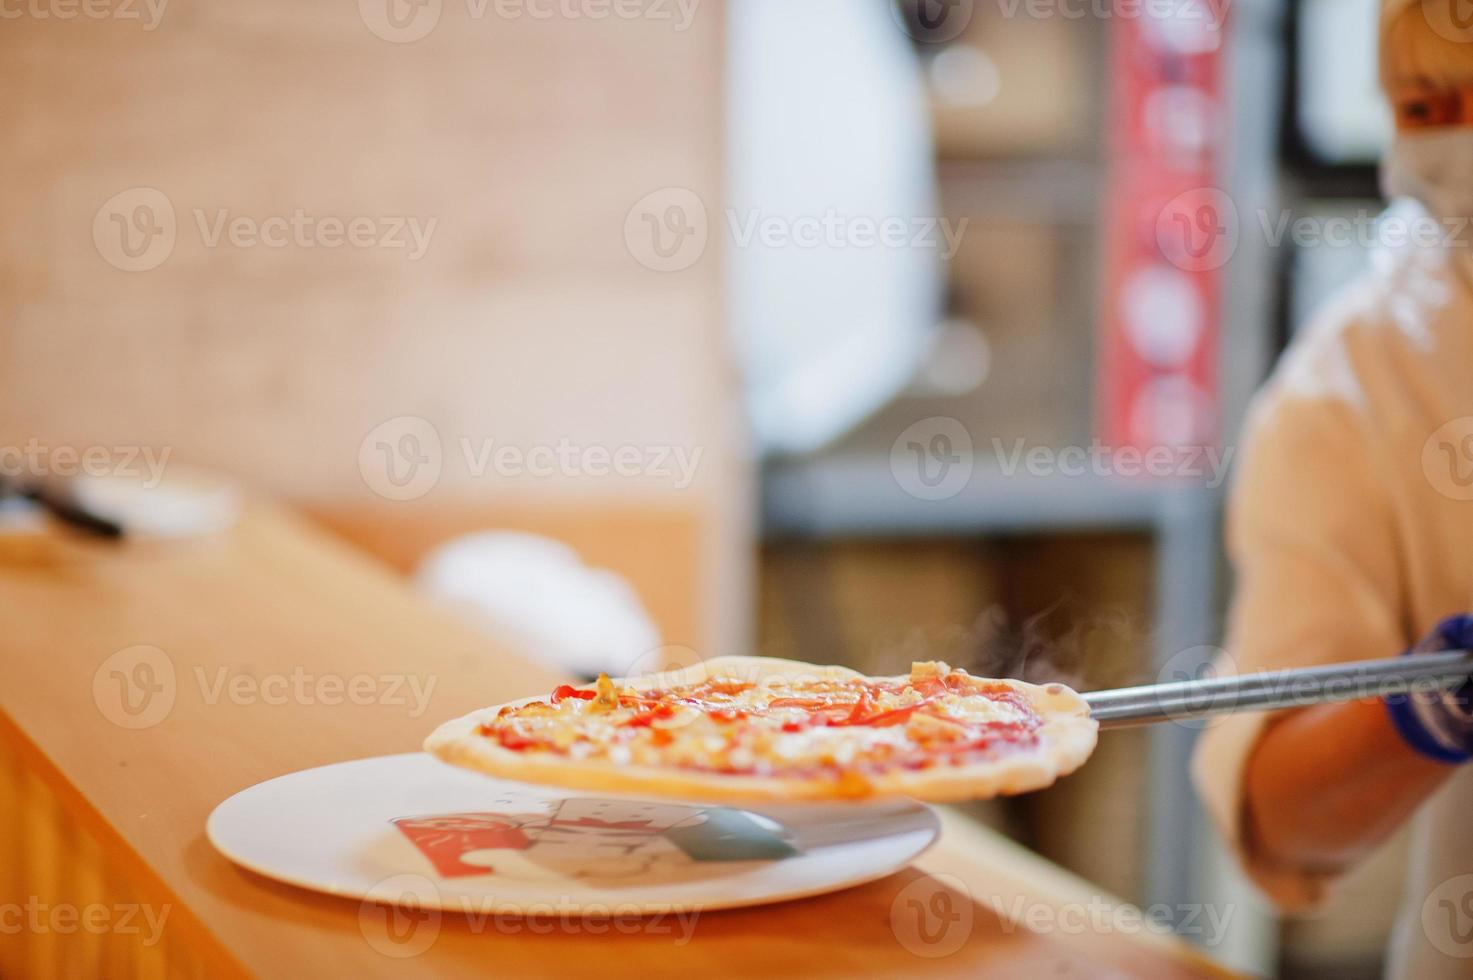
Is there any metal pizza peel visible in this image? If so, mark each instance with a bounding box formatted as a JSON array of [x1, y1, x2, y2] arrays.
[[1083, 650, 1473, 728]]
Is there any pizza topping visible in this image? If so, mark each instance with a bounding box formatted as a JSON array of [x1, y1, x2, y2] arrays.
[[588, 672, 620, 713], [621, 704, 677, 728], [549, 685, 596, 705], [476, 661, 1042, 781], [909, 660, 950, 684], [905, 712, 968, 742]]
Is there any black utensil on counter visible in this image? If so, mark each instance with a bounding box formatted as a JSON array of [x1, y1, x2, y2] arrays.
[[0, 476, 124, 539]]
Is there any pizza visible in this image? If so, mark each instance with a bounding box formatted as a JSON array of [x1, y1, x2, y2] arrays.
[[424, 657, 1097, 803]]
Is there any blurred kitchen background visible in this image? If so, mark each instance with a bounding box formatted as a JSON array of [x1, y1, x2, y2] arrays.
[[0, 0, 1398, 976]]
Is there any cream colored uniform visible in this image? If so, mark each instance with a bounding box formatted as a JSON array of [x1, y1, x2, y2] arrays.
[[1192, 203, 1473, 977]]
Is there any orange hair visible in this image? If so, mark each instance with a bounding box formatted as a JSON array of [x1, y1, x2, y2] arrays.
[[1381, 0, 1473, 94]]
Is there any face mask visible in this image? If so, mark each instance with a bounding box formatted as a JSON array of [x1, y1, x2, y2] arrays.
[[1382, 129, 1473, 220]]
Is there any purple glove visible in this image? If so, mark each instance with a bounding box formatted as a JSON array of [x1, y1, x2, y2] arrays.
[[1385, 615, 1473, 765]]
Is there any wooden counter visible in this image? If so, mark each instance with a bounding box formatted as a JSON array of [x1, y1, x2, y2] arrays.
[[0, 506, 1239, 978]]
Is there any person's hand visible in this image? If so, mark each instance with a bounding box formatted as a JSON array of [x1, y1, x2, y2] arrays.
[[1385, 614, 1473, 764]]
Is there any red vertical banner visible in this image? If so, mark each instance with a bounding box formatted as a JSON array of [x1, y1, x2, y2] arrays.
[[1098, 9, 1232, 459]]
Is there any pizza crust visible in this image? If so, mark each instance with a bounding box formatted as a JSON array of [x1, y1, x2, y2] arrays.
[[424, 656, 1098, 803]]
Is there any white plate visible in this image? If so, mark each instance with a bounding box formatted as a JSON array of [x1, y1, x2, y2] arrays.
[[207, 753, 939, 915]]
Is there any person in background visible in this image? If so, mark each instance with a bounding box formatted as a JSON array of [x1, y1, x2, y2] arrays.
[[1192, 1, 1473, 976]]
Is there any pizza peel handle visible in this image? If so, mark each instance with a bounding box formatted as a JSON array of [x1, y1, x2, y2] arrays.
[[1083, 649, 1473, 730]]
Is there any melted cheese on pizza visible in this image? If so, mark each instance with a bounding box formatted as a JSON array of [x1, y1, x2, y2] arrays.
[[476, 662, 1042, 781]]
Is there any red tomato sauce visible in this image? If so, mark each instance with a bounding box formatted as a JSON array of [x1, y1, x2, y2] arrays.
[[479, 673, 1043, 776]]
